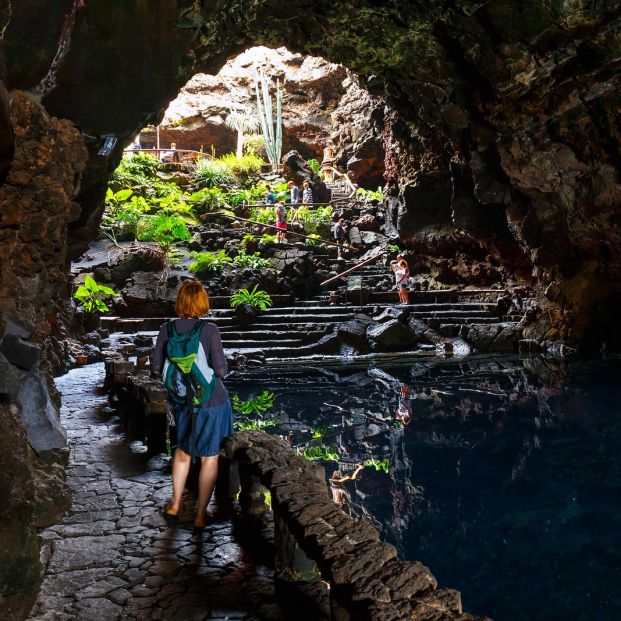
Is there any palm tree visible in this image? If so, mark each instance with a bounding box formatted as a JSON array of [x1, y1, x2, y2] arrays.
[[225, 109, 260, 158]]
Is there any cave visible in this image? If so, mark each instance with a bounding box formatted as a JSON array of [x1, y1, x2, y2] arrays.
[[1, 2, 620, 620]]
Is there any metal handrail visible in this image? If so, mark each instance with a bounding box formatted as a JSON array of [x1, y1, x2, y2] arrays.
[[321, 165, 357, 199], [320, 252, 385, 286], [207, 212, 360, 253]]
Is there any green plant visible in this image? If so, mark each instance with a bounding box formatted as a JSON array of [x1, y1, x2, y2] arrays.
[[192, 157, 233, 188], [357, 187, 384, 202], [229, 285, 273, 310], [233, 251, 273, 270], [305, 234, 321, 247], [137, 212, 192, 252], [364, 458, 390, 473], [311, 426, 329, 439], [188, 187, 228, 214], [388, 244, 402, 254], [249, 207, 274, 224], [233, 417, 278, 432], [112, 153, 160, 189], [188, 250, 232, 275], [307, 158, 321, 174], [261, 233, 277, 244], [255, 70, 283, 171], [73, 275, 116, 314], [232, 390, 275, 415], [219, 153, 264, 177]]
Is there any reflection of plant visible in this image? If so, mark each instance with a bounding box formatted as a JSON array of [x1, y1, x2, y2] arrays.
[[311, 426, 329, 438], [388, 244, 402, 254], [299, 444, 339, 462], [232, 390, 275, 415], [74, 276, 116, 314], [189, 250, 232, 275], [137, 213, 192, 252], [364, 458, 390, 473], [233, 251, 272, 269], [307, 158, 321, 174], [234, 417, 278, 432], [230, 285, 273, 310]]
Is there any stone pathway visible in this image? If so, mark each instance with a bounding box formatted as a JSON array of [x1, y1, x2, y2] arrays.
[[28, 364, 282, 621]]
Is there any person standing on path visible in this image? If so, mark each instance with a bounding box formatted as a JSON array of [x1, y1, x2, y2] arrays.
[[151, 280, 233, 529], [264, 184, 276, 205], [275, 201, 288, 244], [334, 217, 348, 259], [288, 180, 300, 206], [392, 257, 410, 305]]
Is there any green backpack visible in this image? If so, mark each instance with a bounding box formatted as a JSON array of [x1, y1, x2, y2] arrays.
[[162, 319, 216, 408]]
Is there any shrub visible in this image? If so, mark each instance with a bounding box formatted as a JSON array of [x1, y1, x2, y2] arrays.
[[305, 234, 321, 247], [137, 212, 192, 252], [232, 390, 275, 415], [357, 187, 384, 202], [364, 458, 390, 473], [73, 276, 116, 314], [229, 285, 273, 310], [233, 251, 273, 269], [307, 158, 321, 174], [249, 207, 274, 224], [192, 158, 233, 188], [261, 233, 277, 244], [112, 153, 160, 189], [243, 133, 265, 156], [188, 250, 232, 275], [219, 153, 264, 176]]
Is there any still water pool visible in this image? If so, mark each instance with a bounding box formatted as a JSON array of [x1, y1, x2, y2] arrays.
[[227, 354, 621, 621]]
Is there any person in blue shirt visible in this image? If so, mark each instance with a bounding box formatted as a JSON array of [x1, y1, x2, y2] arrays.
[[288, 181, 300, 205], [264, 184, 276, 205]]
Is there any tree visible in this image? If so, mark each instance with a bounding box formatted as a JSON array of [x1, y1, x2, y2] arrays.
[[225, 109, 260, 158]]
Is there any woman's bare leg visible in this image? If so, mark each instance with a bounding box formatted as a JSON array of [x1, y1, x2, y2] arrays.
[[195, 455, 219, 525], [169, 447, 191, 511]]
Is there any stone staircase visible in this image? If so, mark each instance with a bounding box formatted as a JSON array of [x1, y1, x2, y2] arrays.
[[324, 179, 352, 202], [100, 288, 521, 363]]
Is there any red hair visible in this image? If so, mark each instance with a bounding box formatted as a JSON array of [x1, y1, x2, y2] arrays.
[[175, 280, 210, 317]]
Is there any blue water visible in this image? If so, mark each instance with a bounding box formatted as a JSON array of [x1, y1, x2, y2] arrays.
[[227, 355, 621, 621]]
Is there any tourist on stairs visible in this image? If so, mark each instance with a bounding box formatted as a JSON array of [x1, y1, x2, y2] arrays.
[[264, 184, 276, 205], [275, 201, 288, 244], [288, 180, 300, 206], [151, 280, 233, 529], [392, 256, 410, 305], [302, 181, 313, 205], [334, 217, 348, 259]]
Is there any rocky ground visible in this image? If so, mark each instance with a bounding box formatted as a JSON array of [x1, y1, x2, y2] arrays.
[[28, 364, 283, 621]]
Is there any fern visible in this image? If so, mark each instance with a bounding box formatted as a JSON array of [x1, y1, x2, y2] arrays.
[[229, 285, 273, 310], [188, 250, 232, 275]]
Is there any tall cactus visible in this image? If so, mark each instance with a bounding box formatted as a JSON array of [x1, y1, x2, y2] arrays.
[[255, 70, 283, 171]]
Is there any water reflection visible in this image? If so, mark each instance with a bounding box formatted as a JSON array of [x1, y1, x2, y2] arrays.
[[227, 355, 621, 621]]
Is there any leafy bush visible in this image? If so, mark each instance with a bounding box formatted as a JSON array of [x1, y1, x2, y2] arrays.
[[305, 233, 321, 247], [307, 158, 321, 174], [74, 276, 116, 314], [249, 207, 274, 224], [261, 233, 277, 244], [188, 250, 232, 275], [112, 153, 160, 189], [240, 233, 256, 253], [233, 251, 273, 269], [357, 187, 384, 202], [232, 390, 275, 415], [229, 285, 273, 310], [137, 213, 192, 252], [192, 158, 233, 188], [187, 187, 227, 214], [219, 153, 264, 176], [226, 186, 264, 208], [234, 418, 278, 432]]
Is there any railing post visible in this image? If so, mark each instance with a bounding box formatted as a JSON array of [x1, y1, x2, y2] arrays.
[[238, 461, 267, 518]]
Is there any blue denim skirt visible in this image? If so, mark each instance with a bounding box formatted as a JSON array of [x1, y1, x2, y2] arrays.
[[174, 400, 233, 457]]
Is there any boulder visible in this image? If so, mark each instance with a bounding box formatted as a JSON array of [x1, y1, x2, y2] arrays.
[[0, 333, 40, 370], [352, 214, 379, 231], [0, 352, 24, 395], [338, 314, 374, 350], [16, 369, 67, 454], [375, 306, 408, 323], [234, 302, 258, 327], [282, 150, 330, 203], [367, 319, 417, 351], [109, 246, 166, 287]]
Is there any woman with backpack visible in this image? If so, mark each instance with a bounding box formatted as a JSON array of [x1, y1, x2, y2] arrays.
[[151, 280, 233, 529]]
